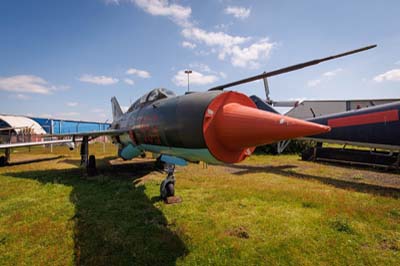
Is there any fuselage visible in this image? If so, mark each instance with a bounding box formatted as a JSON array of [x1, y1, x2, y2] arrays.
[[109, 89, 330, 164]]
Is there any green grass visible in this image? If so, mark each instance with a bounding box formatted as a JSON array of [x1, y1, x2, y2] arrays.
[[0, 144, 399, 265]]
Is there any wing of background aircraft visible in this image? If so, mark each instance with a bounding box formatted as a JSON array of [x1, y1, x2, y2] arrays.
[[44, 128, 127, 138], [0, 128, 126, 150], [0, 139, 76, 166], [0, 139, 73, 150]]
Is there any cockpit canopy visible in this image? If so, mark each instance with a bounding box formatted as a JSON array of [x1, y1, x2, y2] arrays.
[[127, 88, 176, 113]]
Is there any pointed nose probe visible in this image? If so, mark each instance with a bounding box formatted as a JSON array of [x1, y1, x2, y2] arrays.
[[203, 92, 330, 163]]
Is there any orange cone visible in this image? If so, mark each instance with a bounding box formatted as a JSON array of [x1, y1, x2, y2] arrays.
[[203, 91, 330, 163]]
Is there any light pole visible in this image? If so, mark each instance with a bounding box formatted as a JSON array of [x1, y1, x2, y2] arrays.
[[184, 70, 192, 92]]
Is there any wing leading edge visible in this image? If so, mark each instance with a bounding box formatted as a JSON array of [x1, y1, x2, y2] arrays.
[[0, 139, 73, 149], [44, 128, 128, 138]]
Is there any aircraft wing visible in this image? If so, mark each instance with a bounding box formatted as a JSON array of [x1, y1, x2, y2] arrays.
[[0, 139, 73, 149], [45, 128, 128, 138]]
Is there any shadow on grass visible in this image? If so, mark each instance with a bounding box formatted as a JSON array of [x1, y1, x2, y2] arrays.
[[3, 155, 64, 167], [6, 159, 187, 265], [228, 164, 400, 199]]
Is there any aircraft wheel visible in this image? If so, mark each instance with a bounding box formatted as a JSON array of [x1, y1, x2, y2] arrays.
[[166, 182, 175, 197], [160, 181, 175, 199], [87, 155, 97, 176], [0, 156, 6, 167]]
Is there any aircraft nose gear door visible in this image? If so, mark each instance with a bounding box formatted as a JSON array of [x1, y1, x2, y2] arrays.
[[160, 163, 176, 199]]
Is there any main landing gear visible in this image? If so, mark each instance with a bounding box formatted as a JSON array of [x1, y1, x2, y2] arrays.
[[80, 136, 97, 176], [0, 148, 10, 167]]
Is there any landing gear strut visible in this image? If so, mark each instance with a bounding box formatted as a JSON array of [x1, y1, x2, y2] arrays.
[[80, 136, 97, 176], [0, 148, 10, 167], [160, 163, 175, 199]]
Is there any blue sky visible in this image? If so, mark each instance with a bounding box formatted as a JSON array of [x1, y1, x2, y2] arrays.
[[0, 0, 399, 121]]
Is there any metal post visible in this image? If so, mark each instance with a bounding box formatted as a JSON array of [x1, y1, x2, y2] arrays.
[[184, 70, 192, 92]]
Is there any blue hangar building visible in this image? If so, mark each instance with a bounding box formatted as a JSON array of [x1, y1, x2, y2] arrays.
[[0, 114, 110, 135]]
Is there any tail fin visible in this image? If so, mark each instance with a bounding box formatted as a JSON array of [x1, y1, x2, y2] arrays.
[[250, 95, 280, 114], [111, 96, 123, 120]]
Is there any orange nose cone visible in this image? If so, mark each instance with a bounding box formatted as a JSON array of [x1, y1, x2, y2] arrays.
[[216, 103, 330, 150], [203, 91, 330, 163]]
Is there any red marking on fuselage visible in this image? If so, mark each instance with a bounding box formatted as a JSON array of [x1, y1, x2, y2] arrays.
[[136, 113, 161, 145], [129, 130, 137, 145], [328, 109, 399, 128]]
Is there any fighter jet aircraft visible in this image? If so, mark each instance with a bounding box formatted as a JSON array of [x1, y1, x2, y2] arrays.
[[0, 45, 376, 199]]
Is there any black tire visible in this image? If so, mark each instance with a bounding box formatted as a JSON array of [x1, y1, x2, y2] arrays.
[[88, 155, 96, 168], [0, 156, 6, 167], [87, 155, 97, 176], [166, 182, 175, 197]]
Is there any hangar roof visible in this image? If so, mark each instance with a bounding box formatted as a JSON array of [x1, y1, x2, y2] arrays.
[[0, 114, 46, 134]]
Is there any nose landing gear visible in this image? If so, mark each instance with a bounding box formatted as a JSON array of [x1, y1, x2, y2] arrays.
[[160, 163, 175, 199], [160, 163, 181, 204]]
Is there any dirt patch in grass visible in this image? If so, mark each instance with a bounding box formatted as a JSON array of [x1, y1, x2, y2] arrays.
[[225, 226, 250, 239], [380, 238, 399, 251]]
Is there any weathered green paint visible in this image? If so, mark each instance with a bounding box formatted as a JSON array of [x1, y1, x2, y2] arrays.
[[119, 143, 142, 160], [139, 144, 220, 164]]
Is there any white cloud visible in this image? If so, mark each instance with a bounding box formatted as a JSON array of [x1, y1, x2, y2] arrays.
[[79, 74, 119, 85], [182, 41, 196, 49], [133, 0, 192, 27], [307, 68, 343, 87], [214, 23, 233, 31], [121, 106, 129, 112], [130, 0, 274, 68], [124, 78, 135, 85], [182, 28, 273, 68], [187, 64, 226, 80], [59, 112, 80, 117], [228, 38, 274, 68], [105, 0, 120, 5], [307, 79, 321, 87], [66, 102, 78, 107], [9, 94, 30, 100], [182, 27, 249, 47], [126, 68, 151, 78], [224, 6, 251, 19], [189, 63, 211, 73], [373, 69, 400, 82], [323, 68, 342, 77], [0, 75, 57, 94], [172, 70, 218, 87]]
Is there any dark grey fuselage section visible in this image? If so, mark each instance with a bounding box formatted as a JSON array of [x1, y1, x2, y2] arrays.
[[112, 91, 222, 149]]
